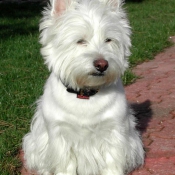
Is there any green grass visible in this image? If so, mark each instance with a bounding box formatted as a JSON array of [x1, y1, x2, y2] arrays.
[[0, 0, 175, 174], [127, 0, 175, 65], [122, 0, 175, 84], [0, 2, 48, 174]]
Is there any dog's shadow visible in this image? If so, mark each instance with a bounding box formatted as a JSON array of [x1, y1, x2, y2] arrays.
[[130, 100, 152, 134]]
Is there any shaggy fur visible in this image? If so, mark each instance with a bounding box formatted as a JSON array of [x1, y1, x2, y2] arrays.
[[22, 0, 144, 174]]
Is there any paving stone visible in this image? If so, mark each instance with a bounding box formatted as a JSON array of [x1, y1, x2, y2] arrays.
[[144, 157, 175, 175], [170, 110, 175, 117], [125, 82, 149, 93], [137, 92, 162, 103], [151, 105, 173, 118], [153, 64, 175, 73], [147, 137, 175, 158], [150, 121, 175, 139], [133, 70, 153, 78], [130, 168, 150, 175], [157, 101, 175, 112], [126, 39, 175, 174], [160, 114, 174, 121], [148, 83, 173, 93], [131, 157, 175, 175], [146, 118, 163, 133], [142, 138, 152, 147]]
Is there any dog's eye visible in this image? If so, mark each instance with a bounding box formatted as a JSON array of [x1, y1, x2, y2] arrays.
[[77, 39, 87, 45], [105, 38, 112, 43]]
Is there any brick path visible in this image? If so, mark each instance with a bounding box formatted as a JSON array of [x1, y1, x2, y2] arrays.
[[20, 37, 175, 174], [126, 36, 175, 175]]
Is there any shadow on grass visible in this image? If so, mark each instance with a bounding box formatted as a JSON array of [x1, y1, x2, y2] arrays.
[[0, 2, 45, 40], [0, 2, 45, 18], [0, 23, 38, 39], [0, 1, 144, 40]]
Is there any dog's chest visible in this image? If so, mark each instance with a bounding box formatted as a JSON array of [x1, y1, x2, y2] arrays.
[[59, 120, 115, 144]]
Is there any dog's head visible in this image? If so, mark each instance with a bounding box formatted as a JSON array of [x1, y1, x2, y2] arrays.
[[40, 0, 131, 90]]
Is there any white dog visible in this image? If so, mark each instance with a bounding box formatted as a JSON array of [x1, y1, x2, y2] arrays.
[[22, 0, 144, 174]]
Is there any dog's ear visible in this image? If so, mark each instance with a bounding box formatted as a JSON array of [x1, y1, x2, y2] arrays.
[[100, 0, 123, 9], [51, 0, 70, 16]]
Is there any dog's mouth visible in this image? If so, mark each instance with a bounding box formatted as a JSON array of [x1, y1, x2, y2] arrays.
[[91, 72, 105, 77]]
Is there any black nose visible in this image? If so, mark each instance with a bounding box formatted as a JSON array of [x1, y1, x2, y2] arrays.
[[93, 59, 108, 73]]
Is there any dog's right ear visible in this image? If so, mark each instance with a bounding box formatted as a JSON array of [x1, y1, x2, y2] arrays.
[[51, 0, 70, 16]]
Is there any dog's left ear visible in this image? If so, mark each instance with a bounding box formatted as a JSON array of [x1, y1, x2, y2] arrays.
[[51, 0, 71, 16]]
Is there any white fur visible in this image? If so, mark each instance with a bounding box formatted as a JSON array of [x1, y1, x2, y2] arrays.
[[22, 0, 144, 174]]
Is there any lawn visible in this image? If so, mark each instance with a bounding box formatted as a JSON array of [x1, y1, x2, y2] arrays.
[[0, 0, 175, 174]]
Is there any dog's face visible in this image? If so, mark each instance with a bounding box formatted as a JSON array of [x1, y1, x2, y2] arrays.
[[40, 0, 131, 90]]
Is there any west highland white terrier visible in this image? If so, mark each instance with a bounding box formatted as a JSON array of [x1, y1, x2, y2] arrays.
[[22, 0, 144, 174]]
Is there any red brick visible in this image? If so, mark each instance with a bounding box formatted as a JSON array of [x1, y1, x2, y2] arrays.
[[143, 138, 152, 147], [144, 157, 175, 175], [137, 92, 161, 103], [147, 137, 175, 158], [170, 110, 175, 117], [146, 118, 164, 133], [151, 121, 175, 139], [130, 168, 150, 175]]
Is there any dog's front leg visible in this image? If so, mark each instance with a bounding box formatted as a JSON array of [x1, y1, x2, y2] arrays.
[[46, 129, 77, 175], [101, 152, 124, 175]]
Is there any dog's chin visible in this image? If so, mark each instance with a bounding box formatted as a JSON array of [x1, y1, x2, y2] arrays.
[[74, 72, 118, 89], [61, 70, 119, 90]]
